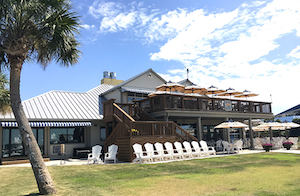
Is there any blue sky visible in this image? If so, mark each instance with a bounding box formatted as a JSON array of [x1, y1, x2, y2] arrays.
[[18, 0, 300, 115]]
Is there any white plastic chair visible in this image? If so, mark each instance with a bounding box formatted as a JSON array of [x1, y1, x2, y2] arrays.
[[233, 140, 243, 153], [154, 142, 172, 161], [144, 143, 163, 162], [222, 141, 233, 154], [132, 143, 151, 163], [104, 144, 118, 164], [174, 141, 192, 159], [200, 140, 216, 156], [289, 137, 298, 149], [183, 141, 201, 158], [87, 145, 103, 164], [164, 142, 183, 160], [191, 141, 206, 157], [215, 140, 223, 151]]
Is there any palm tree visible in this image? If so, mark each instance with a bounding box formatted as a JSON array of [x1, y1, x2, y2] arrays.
[[0, 0, 80, 194], [0, 72, 10, 114]]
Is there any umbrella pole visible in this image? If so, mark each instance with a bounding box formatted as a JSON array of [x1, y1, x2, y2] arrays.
[[269, 127, 273, 141]]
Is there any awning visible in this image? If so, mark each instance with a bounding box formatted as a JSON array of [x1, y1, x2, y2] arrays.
[[121, 87, 154, 94], [1, 121, 92, 127]]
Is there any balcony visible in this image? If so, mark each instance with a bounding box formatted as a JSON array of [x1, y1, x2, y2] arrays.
[[138, 94, 272, 114]]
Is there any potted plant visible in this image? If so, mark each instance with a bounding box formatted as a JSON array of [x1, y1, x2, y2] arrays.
[[283, 141, 293, 150], [262, 143, 273, 152]]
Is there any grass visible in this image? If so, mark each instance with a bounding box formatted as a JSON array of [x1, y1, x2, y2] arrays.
[[1, 153, 300, 196]]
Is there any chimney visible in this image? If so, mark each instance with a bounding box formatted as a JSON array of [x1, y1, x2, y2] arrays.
[[101, 71, 124, 85]]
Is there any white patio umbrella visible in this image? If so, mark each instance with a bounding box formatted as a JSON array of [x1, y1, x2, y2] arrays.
[[234, 90, 258, 99], [249, 126, 277, 131], [217, 87, 242, 98], [281, 122, 300, 129], [215, 121, 248, 143], [184, 85, 207, 94], [155, 83, 185, 92], [255, 122, 285, 130], [214, 121, 248, 129], [206, 85, 225, 96]]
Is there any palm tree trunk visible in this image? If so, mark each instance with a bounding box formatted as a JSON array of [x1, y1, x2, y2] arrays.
[[9, 55, 57, 195]]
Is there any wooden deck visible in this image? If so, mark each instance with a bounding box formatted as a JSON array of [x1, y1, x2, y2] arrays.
[[138, 94, 272, 114]]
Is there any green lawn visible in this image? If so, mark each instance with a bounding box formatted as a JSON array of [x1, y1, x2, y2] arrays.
[[1, 153, 300, 196]]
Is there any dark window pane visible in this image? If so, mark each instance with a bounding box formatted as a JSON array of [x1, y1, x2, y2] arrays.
[[2, 129, 10, 158], [11, 129, 24, 157], [69, 127, 84, 143], [50, 128, 67, 144], [100, 127, 106, 141]]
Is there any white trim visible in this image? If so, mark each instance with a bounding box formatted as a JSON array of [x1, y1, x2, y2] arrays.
[[1, 122, 92, 127]]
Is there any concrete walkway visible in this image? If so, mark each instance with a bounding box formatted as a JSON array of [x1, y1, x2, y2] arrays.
[[1, 148, 299, 168]]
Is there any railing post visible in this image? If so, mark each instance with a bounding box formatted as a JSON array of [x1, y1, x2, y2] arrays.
[[129, 122, 132, 138], [152, 123, 155, 136], [198, 98, 202, 110]]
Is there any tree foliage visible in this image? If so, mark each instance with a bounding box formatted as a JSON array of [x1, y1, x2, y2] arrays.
[[0, 72, 10, 114]]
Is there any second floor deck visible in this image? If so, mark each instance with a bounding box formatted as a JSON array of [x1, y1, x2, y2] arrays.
[[137, 94, 272, 115]]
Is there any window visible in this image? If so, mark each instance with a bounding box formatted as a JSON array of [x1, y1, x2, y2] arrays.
[[50, 127, 84, 144], [100, 127, 106, 141], [127, 92, 148, 102], [2, 128, 44, 158], [180, 124, 197, 137]]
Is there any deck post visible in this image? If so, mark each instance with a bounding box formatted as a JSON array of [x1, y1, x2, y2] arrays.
[[152, 123, 154, 136], [196, 117, 203, 141], [249, 118, 254, 149]]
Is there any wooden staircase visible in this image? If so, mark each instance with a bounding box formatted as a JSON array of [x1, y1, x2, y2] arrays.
[[103, 99, 198, 162]]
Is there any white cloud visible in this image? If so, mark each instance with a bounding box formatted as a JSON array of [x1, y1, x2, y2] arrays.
[[81, 24, 95, 30], [288, 46, 300, 59], [148, 0, 300, 114], [100, 12, 137, 32], [88, 1, 123, 19]]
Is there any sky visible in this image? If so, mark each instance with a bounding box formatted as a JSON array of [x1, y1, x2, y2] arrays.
[[16, 0, 300, 115]]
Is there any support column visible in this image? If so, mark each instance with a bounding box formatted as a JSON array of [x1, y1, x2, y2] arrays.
[[164, 112, 169, 121], [225, 117, 230, 142], [44, 127, 50, 157], [196, 117, 203, 141], [249, 118, 254, 149]]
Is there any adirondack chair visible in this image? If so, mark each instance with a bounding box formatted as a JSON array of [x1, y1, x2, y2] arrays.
[[183, 141, 201, 158], [199, 140, 216, 156], [191, 141, 206, 157], [174, 141, 192, 159], [144, 143, 163, 162], [104, 144, 118, 163], [164, 142, 183, 160], [154, 142, 172, 161], [132, 143, 151, 163], [87, 145, 103, 164]]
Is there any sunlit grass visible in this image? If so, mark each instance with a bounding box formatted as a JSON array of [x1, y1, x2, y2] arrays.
[[1, 153, 300, 196]]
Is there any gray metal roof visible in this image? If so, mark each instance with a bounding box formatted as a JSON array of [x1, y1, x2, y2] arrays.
[[0, 84, 114, 121]]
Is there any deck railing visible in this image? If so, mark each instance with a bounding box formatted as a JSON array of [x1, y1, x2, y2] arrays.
[[138, 95, 272, 114], [104, 121, 198, 147]]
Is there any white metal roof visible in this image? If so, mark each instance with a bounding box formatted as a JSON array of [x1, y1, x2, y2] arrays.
[[0, 84, 114, 121]]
